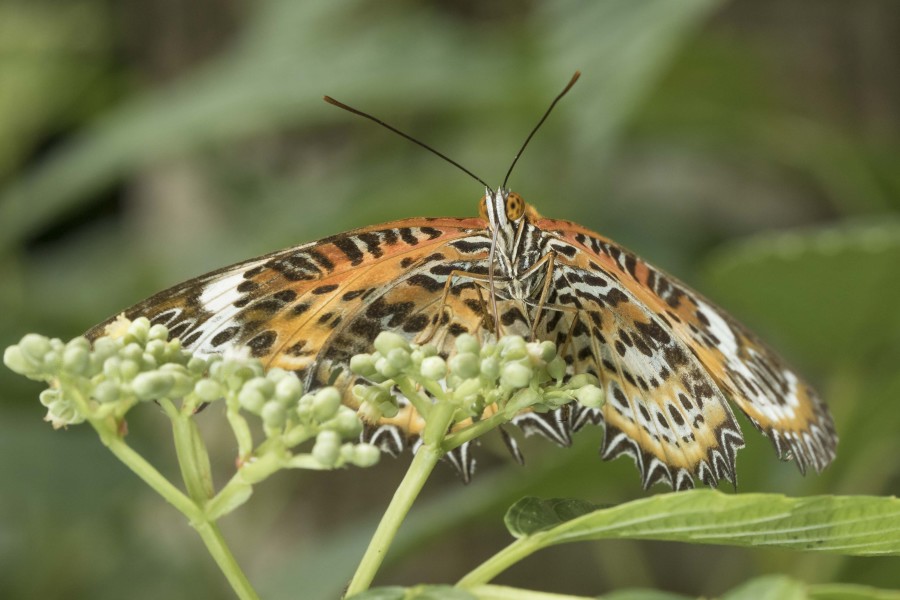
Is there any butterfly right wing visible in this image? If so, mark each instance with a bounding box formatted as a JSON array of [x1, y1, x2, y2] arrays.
[[540, 218, 837, 476]]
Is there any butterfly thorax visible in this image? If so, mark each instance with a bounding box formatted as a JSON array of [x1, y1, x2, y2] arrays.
[[479, 188, 547, 301]]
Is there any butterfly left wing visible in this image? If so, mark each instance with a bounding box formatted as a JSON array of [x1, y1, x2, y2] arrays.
[[539, 218, 837, 476]]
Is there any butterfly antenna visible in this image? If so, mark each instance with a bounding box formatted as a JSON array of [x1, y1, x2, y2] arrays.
[[501, 71, 581, 189], [324, 95, 492, 193]]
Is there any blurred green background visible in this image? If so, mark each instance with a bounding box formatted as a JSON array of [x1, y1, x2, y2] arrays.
[[2, 0, 899, 598]]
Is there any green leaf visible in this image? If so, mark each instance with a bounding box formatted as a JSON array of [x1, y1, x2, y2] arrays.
[[350, 586, 477, 600], [704, 219, 900, 367], [809, 583, 900, 600], [723, 576, 806, 600], [504, 497, 600, 538], [602, 590, 693, 600], [516, 490, 900, 554]]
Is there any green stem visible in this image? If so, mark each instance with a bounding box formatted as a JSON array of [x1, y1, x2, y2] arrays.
[[82, 388, 259, 600], [393, 374, 433, 419], [456, 536, 546, 588], [345, 403, 455, 596], [193, 520, 261, 600], [165, 400, 215, 502], [90, 418, 200, 519], [442, 410, 509, 451]]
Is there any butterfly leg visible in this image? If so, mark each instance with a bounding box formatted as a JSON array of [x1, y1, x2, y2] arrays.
[[518, 250, 559, 341], [420, 269, 495, 345]]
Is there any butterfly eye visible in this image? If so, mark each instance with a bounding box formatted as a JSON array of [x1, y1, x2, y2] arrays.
[[505, 192, 526, 221], [478, 195, 489, 220]]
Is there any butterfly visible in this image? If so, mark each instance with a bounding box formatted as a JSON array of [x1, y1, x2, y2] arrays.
[[86, 73, 837, 490]]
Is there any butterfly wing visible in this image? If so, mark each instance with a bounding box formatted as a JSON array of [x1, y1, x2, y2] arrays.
[[87, 218, 503, 441], [538, 217, 837, 485]]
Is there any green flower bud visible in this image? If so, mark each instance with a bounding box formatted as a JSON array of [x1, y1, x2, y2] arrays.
[[103, 357, 122, 379], [261, 400, 286, 429], [449, 352, 480, 379], [265, 368, 290, 383], [295, 394, 314, 420], [187, 356, 208, 375], [420, 356, 447, 380], [501, 362, 533, 389], [93, 380, 121, 404], [567, 373, 600, 390], [349, 354, 376, 377], [386, 347, 411, 370], [546, 356, 566, 380], [576, 384, 605, 408], [92, 337, 119, 361], [339, 443, 356, 462], [194, 379, 223, 402], [140, 353, 158, 371], [244, 377, 275, 399], [536, 341, 557, 362], [331, 406, 363, 437], [4, 346, 35, 376], [144, 339, 166, 358], [373, 331, 409, 355], [121, 343, 143, 362], [312, 430, 342, 467], [351, 443, 381, 467], [375, 356, 400, 379], [19, 334, 51, 365], [238, 388, 266, 414], [119, 359, 141, 381], [41, 350, 62, 373], [454, 334, 480, 355], [275, 375, 303, 405], [480, 356, 500, 380], [312, 387, 342, 421], [125, 318, 151, 344], [499, 336, 527, 360], [62, 338, 91, 375], [66, 337, 91, 351], [148, 324, 169, 341], [132, 371, 175, 400]]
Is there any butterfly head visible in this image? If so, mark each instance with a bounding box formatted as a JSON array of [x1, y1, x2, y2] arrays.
[[478, 188, 540, 231]]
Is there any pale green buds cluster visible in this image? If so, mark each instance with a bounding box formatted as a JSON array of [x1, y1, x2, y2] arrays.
[[5, 319, 189, 428], [348, 331, 604, 433], [4, 318, 377, 472]]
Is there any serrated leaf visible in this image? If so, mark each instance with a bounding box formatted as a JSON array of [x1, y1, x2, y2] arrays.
[[505, 497, 600, 538]]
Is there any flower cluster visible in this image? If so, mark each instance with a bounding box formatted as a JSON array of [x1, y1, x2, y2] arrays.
[[349, 331, 604, 442], [3, 317, 379, 473]]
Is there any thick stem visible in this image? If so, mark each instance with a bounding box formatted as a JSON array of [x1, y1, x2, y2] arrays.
[[345, 403, 456, 596]]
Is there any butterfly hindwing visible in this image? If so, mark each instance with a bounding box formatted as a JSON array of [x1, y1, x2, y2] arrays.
[[540, 218, 837, 478]]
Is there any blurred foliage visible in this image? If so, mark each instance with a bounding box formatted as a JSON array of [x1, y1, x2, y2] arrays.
[[1, 0, 899, 598]]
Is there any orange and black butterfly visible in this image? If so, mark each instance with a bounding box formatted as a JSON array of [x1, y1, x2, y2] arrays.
[[87, 73, 837, 489]]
